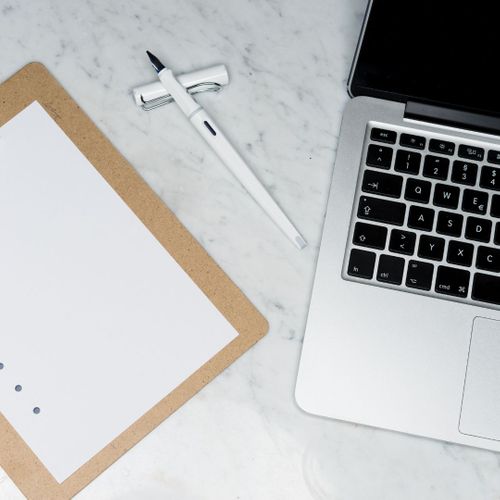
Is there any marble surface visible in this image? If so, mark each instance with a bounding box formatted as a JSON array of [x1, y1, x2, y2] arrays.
[[1, 0, 500, 498]]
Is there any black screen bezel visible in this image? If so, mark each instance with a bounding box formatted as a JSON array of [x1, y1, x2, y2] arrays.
[[348, 0, 500, 118]]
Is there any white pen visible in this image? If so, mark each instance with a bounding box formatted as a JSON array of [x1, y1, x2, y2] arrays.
[[146, 51, 307, 250]]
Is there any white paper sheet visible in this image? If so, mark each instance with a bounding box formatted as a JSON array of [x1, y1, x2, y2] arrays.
[[0, 102, 238, 482]]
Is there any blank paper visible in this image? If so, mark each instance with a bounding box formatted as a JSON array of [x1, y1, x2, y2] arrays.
[[0, 102, 238, 482]]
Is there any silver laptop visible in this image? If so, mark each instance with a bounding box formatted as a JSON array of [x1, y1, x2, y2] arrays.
[[296, 0, 500, 451]]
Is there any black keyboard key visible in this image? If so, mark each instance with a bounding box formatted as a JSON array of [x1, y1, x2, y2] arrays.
[[395, 150, 421, 175], [473, 273, 500, 304], [347, 249, 375, 279], [408, 205, 435, 231], [371, 128, 397, 144], [436, 211, 463, 237], [406, 260, 434, 290], [480, 166, 500, 191], [462, 189, 488, 215], [465, 216, 492, 242], [389, 229, 416, 255], [362, 170, 403, 198], [423, 155, 449, 180], [358, 196, 406, 226], [491, 195, 500, 218], [400, 133, 426, 150], [418, 235, 445, 261], [377, 255, 405, 285], [476, 246, 500, 273], [458, 144, 484, 161], [404, 178, 431, 203], [447, 240, 474, 267], [451, 160, 478, 186], [495, 222, 500, 245], [366, 144, 393, 169], [433, 183, 460, 209], [353, 222, 387, 250], [435, 266, 470, 298], [488, 150, 500, 165], [429, 139, 455, 155]]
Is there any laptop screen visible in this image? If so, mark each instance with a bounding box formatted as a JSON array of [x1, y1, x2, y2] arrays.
[[350, 0, 500, 117]]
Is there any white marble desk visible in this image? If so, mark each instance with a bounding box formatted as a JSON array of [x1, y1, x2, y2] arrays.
[[1, 0, 500, 498]]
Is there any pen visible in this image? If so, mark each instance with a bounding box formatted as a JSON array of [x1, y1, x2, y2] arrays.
[[146, 51, 307, 250]]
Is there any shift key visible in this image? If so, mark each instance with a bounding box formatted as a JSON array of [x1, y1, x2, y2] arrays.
[[357, 196, 406, 226]]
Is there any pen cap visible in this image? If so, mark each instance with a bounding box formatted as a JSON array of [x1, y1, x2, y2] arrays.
[[132, 64, 229, 107]]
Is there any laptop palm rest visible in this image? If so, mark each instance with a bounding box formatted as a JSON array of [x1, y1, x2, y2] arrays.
[[460, 317, 500, 441]]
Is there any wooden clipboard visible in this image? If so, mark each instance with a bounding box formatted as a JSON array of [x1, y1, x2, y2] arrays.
[[0, 63, 268, 499]]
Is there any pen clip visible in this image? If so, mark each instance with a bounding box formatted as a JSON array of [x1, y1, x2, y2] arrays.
[[140, 81, 223, 111]]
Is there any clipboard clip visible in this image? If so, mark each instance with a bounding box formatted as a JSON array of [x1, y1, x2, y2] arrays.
[[132, 64, 229, 111]]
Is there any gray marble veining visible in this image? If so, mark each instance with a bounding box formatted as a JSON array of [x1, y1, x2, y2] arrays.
[[1, 0, 500, 498]]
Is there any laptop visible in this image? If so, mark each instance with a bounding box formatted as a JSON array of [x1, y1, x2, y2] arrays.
[[296, 0, 500, 451]]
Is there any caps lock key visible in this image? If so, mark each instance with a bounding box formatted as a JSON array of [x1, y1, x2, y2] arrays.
[[357, 196, 406, 226]]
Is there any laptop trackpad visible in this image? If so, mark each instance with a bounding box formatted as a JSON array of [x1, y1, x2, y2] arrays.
[[460, 317, 500, 440]]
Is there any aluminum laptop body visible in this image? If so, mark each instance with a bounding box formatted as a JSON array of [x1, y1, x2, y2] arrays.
[[296, 0, 500, 451]]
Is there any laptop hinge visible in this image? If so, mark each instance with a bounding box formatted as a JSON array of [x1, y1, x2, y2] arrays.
[[405, 101, 500, 136]]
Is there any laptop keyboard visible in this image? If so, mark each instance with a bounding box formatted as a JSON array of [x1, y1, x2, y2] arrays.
[[343, 123, 500, 309]]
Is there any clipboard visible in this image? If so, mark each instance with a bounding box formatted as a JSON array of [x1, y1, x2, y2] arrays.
[[0, 62, 268, 500]]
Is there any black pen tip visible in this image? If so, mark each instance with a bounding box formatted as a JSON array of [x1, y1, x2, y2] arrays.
[[146, 50, 165, 73]]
